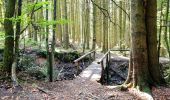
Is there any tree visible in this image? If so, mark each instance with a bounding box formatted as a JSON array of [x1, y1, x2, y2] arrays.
[[92, 0, 97, 50], [102, 0, 109, 53], [164, 0, 170, 57], [63, 0, 69, 49], [85, 0, 90, 49], [11, 0, 23, 87], [124, 0, 163, 92], [146, 0, 163, 84], [2, 0, 16, 75]]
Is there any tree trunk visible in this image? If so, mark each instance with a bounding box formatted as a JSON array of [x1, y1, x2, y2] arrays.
[[119, 1, 122, 49], [11, 0, 22, 86], [164, 0, 170, 57], [124, 0, 164, 92], [92, 0, 97, 50], [63, 0, 69, 49], [3, 0, 16, 75], [85, 0, 90, 49], [131, 0, 150, 89], [146, 0, 164, 84], [102, 0, 108, 53]]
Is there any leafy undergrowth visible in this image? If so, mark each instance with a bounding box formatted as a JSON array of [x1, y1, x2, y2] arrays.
[[15, 49, 92, 81]]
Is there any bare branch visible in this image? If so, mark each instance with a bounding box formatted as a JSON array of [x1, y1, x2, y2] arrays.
[[90, 0, 121, 29], [111, 0, 130, 20]]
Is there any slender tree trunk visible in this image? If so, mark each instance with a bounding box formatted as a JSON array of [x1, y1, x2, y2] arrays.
[[92, 0, 97, 50], [164, 0, 170, 57], [158, 2, 163, 58], [45, 0, 50, 81], [102, 0, 108, 53], [11, 0, 22, 86], [113, 3, 117, 47], [119, 1, 123, 49], [48, 0, 57, 82], [85, 0, 90, 49], [63, 0, 69, 49]]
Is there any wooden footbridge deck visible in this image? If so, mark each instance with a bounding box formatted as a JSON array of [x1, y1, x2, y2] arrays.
[[79, 53, 104, 81]]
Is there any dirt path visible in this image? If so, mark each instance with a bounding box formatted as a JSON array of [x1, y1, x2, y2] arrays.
[[38, 77, 137, 100]]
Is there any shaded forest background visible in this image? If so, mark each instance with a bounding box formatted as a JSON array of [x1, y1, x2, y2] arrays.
[[0, 0, 169, 56]]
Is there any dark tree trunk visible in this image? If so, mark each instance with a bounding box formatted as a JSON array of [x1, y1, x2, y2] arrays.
[[124, 0, 163, 92], [3, 0, 16, 75], [146, 0, 164, 84]]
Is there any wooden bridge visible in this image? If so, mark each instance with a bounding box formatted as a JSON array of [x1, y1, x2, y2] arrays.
[[73, 49, 130, 83]]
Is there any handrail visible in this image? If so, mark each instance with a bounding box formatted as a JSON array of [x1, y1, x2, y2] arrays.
[[97, 50, 111, 84], [97, 50, 110, 64], [97, 49, 130, 84], [110, 49, 130, 51], [73, 50, 96, 75], [73, 50, 95, 63]]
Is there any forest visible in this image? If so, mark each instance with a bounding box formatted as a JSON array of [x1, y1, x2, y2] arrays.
[[0, 0, 170, 99]]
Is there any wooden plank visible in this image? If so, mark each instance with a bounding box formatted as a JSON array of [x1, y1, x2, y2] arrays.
[[73, 50, 95, 63], [97, 51, 110, 64], [79, 54, 104, 81], [110, 49, 130, 51]]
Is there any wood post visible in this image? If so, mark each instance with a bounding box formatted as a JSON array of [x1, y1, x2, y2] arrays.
[[48, 51, 53, 82], [100, 60, 104, 84]]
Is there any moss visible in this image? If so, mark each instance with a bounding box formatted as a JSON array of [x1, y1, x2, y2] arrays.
[[142, 86, 151, 94], [36, 50, 81, 62]]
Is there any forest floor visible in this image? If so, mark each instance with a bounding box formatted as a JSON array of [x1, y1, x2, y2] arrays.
[[1, 76, 170, 100], [0, 51, 170, 100]]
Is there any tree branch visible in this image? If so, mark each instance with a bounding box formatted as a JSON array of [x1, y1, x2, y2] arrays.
[[90, 0, 121, 29], [111, 0, 130, 20], [19, 3, 42, 35]]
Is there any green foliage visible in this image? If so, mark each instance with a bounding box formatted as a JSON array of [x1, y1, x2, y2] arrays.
[[19, 54, 36, 71], [26, 38, 38, 46], [37, 50, 80, 62], [0, 32, 5, 40], [19, 55, 47, 80], [37, 18, 70, 28], [22, 1, 49, 14], [0, 62, 3, 70], [165, 67, 170, 84], [39, 62, 48, 77], [143, 86, 151, 94]]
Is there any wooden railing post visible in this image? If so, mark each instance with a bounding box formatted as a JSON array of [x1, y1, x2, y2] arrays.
[[100, 60, 104, 84], [106, 53, 109, 84], [93, 51, 96, 60], [48, 51, 53, 82], [74, 62, 80, 75]]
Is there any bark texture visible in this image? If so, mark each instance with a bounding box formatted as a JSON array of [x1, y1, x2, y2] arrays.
[[124, 0, 163, 91], [3, 0, 16, 75]]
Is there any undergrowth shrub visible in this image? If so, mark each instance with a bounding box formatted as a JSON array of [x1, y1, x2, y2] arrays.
[[163, 63, 170, 84], [19, 54, 47, 80]]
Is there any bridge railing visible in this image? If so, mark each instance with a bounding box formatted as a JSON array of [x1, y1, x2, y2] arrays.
[[97, 49, 130, 84], [73, 50, 96, 75], [97, 50, 111, 84]]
